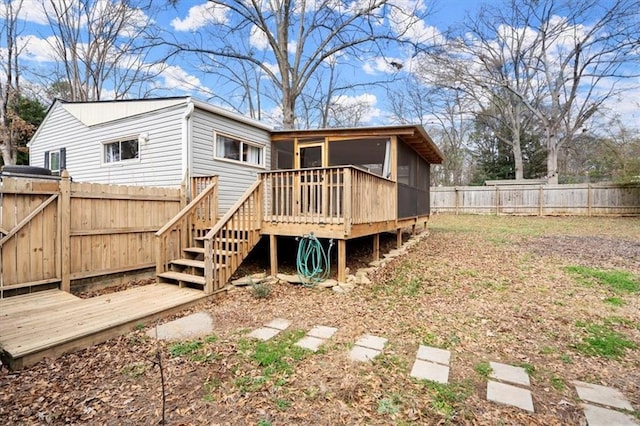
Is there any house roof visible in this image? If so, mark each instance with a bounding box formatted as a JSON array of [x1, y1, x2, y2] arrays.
[[271, 124, 444, 164], [50, 97, 273, 131]]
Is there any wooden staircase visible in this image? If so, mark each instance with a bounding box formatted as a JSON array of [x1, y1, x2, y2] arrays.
[[156, 178, 263, 294]]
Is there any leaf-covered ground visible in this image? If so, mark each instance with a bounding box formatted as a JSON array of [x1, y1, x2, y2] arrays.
[[1, 215, 639, 425]]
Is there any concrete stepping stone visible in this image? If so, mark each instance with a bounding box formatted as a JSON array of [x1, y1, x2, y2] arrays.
[[487, 381, 535, 412], [147, 312, 213, 341], [489, 361, 530, 386], [486, 361, 534, 412], [247, 318, 291, 341], [582, 403, 639, 426], [354, 334, 387, 350], [574, 381, 634, 411], [349, 334, 387, 362], [295, 325, 338, 352], [410, 345, 451, 384]]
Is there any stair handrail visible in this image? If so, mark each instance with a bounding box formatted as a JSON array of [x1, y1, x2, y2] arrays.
[[156, 177, 218, 276], [155, 176, 218, 238], [202, 179, 262, 293], [202, 179, 261, 241]]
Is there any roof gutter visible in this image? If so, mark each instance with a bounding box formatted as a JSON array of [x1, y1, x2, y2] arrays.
[[182, 100, 195, 193]]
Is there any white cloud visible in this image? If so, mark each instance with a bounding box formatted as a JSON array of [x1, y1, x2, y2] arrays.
[[18, 35, 58, 62], [150, 63, 209, 94], [363, 56, 405, 75], [171, 2, 228, 31], [332, 92, 382, 123], [250, 25, 269, 50], [5, 0, 50, 25]]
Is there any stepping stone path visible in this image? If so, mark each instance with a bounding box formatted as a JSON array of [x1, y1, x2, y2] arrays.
[[247, 318, 291, 341], [486, 361, 534, 412], [410, 345, 451, 384], [574, 381, 638, 426], [295, 325, 338, 352], [349, 334, 387, 362]]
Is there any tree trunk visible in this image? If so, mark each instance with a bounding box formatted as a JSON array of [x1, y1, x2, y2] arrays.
[[547, 139, 559, 184], [0, 135, 17, 166], [512, 133, 524, 180], [281, 93, 295, 129]]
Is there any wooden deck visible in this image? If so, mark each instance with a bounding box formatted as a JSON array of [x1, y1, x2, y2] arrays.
[[0, 284, 208, 369]]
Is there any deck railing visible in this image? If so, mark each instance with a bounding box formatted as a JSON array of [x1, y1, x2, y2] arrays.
[[202, 180, 263, 293], [156, 177, 218, 276], [261, 166, 396, 233]]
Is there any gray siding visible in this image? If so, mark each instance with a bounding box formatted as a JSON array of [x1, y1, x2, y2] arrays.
[[190, 108, 271, 214], [29, 102, 185, 188]]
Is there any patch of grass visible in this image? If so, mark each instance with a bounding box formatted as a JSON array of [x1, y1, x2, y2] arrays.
[[121, 362, 148, 378], [135, 323, 145, 330], [474, 362, 493, 378], [377, 394, 402, 415], [604, 296, 625, 306], [550, 375, 565, 391], [519, 362, 536, 377], [539, 346, 556, 355], [257, 420, 272, 426], [422, 381, 472, 419], [203, 378, 221, 402], [250, 330, 309, 378], [275, 398, 291, 411], [251, 281, 271, 298], [573, 321, 637, 359], [168, 335, 219, 362], [169, 340, 203, 358], [560, 354, 573, 364], [565, 266, 639, 293]]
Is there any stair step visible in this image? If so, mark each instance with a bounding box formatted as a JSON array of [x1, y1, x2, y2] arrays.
[[157, 271, 205, 286], [183, 247, 235, 256], [170, 258, 205, 268]]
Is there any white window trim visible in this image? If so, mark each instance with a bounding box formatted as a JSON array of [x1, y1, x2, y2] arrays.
[[49, 150, 61, 175], [213, 131, 266, 169], [101, 136, 141, 166]]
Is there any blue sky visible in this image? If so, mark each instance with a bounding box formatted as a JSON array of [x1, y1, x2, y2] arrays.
[[3, 0, 638, 129]]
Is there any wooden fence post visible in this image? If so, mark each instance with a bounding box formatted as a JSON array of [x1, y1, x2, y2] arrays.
[[538, 185, 544, 216], [587, 184, 592, 216], [60, 171, 71, 293]]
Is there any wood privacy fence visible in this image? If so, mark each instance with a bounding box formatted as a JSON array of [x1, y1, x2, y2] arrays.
[[0, 173, 182, 296], [431, 183, 640, 216]]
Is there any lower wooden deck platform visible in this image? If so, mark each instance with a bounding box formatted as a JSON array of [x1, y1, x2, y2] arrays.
[[0, 284, 208, 369]]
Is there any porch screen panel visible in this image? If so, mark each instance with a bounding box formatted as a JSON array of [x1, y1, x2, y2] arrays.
[[397, 142, 418, 218], [328, 138, 387, 176], [397, 184, 418, 218], [417, 157, 430, 216]]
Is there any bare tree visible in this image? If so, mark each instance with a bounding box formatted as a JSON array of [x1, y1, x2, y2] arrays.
[[0, 0, 28, 165], [388, 76, 473, 185], [166, 0, 433, 129], [498, 0, 640, 184], [415, 1, 543, 180], [42, 0, 157, 101]]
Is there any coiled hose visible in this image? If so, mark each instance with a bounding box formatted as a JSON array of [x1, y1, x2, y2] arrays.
[[296, 233, 334, 287]]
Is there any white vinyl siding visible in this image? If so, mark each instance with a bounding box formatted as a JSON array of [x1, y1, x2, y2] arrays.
[[191, 109, 271, 214], [29, 101, 184, 188]]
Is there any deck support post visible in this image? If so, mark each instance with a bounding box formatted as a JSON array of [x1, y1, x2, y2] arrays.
[[269, 235, 278, 277], [337, 239, 346, 282], [396, 228, 402, 249], [372, 233, 380, 261]]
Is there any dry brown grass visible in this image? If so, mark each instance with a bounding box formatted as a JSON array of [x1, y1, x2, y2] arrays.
[[1, 215, 638, 425]]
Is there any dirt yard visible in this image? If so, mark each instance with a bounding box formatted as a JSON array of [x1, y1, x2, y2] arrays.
[[1, 215, 639, 425]]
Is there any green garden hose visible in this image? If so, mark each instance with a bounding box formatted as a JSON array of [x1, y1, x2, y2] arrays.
[[296, 233, 334, 287]]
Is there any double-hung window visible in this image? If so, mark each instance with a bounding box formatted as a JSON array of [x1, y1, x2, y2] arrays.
[[215, 133, 264, 167], [44, 148, 66, 176], [104, 138, 139, 163]]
